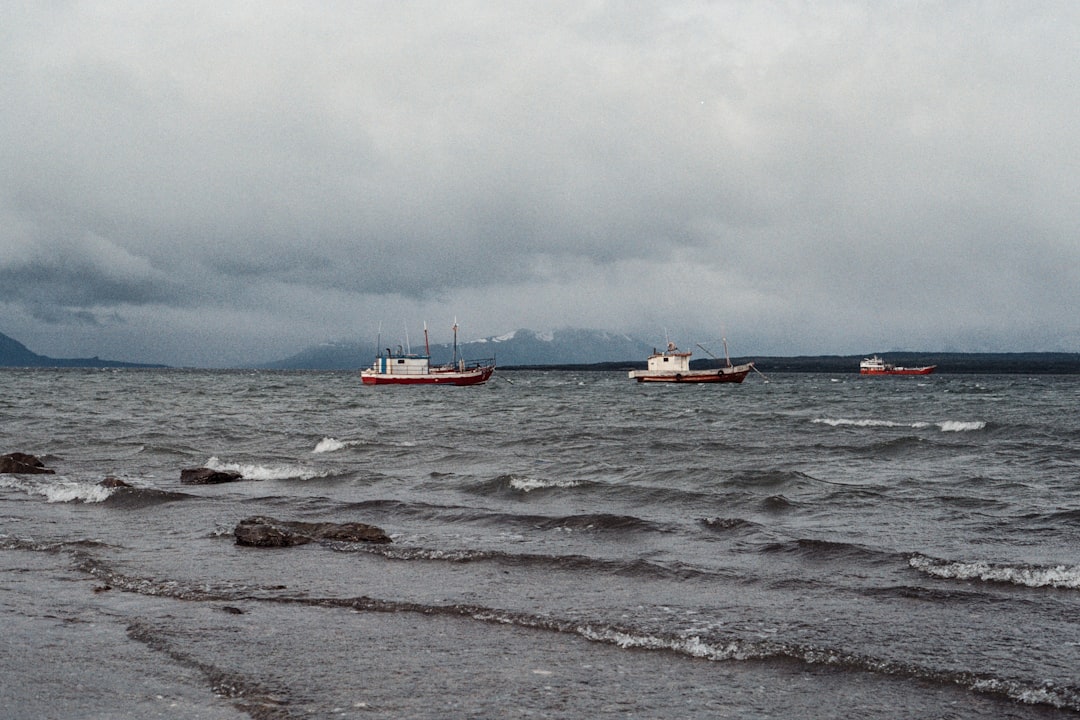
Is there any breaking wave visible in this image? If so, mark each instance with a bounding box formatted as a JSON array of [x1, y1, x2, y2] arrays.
[[62, 548, 1080, 714], [814, 418, 986, 432], [0, 475, 114, 504], [468, 474, 586, 494], [313, 437, 348, 453], [910, 554, 1080, 590], [206, 456, 329, 481]]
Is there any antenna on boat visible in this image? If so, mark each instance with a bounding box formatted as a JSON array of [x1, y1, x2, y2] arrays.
[[423, 322, 430, 357], [376, 322, 382, 359]]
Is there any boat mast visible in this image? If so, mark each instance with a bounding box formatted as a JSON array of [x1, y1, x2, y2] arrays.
[[696, 339, 734, 368], [423, 322, 430, 357], [452, 319, 459, 367]]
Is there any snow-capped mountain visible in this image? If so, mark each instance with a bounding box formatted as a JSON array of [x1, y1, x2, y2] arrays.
[[257, 328, 655, 369]]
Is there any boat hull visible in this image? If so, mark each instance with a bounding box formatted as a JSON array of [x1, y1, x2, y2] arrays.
[[361, 366, 494, 386], [629, 363, 753, 384], [860, 366, 936, 376]]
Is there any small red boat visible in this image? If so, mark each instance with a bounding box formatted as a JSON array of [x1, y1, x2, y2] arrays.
[[859, 355, 936, 375], [361, 322, 494, 386]]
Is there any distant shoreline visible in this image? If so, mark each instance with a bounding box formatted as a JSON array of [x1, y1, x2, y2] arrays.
[[504, 353, 1080, 374]]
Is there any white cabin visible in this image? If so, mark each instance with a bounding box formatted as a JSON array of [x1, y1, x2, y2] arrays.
[[371, 353, 431, 376], [646, 343, 692, 373]]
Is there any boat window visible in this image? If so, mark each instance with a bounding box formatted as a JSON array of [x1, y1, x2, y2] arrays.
[[397, 359, 405, 364]]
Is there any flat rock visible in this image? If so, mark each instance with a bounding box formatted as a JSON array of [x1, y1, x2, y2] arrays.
[[180, 467, 243, 485], [234, 516, 392, 547], [0, 452, 54, 474]]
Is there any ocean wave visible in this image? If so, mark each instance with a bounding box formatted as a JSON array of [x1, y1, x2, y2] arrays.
[[341, 543, 715, 580], [33, 544, 1080, 714], [937, 420, 987, 432], [728, 469, 817, 488], [909, 554, 1080, 590], [313, 437, 347, 453], [508, 475, 582, 492], [701, 517, 760, 533], [468, 473, 585, 495], [206, 456, 329, 482], [0, 475, 114, 504], [814, 418, 986, 432], [814, 418, 927, 429], [761, 537, 900, 565], [533, 513, 662, 533]]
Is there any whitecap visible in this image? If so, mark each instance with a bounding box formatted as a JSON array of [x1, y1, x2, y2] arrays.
[[205, 456, 326, 481], [509, 475, 580, 492], [909, 555, 1080, 589], [814, 418, 907, 428], [0, 475, 114, 503], [313, 437, 347, 453], [41, 482, 114, 504], [937, 420, 986, 432]]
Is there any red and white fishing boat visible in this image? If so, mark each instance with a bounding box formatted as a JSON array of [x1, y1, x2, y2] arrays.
[[628, 340, 754, 384], [361, 322, 495, 386], [859, 355, 937, 376]]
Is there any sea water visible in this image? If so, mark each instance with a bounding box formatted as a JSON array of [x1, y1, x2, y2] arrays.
[[1, 368, 1078, 718]]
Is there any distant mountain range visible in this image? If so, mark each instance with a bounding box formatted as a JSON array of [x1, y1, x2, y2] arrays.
[[0, 332, 166, 368], [4, 329, 1080, 372], [256, 328, 658, 369]]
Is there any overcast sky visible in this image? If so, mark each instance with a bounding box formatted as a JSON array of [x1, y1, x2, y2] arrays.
[[3, 2, 1078, 366]]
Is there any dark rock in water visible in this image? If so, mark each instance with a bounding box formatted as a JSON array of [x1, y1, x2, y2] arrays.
[[234, 516, 392, 547], [99, 477, 133, 488], [0, 452, 55, 474], [234, 519, 306, 547], [180, 467, 243, 485]]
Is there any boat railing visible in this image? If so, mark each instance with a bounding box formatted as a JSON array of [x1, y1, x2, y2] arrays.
[[465, 357, 495, 369]]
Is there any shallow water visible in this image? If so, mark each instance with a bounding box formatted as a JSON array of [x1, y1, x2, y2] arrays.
[[2, 368, 1078, 718]]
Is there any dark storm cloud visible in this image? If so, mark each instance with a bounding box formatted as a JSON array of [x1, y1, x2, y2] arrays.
[[2, 2, 1079, 365]]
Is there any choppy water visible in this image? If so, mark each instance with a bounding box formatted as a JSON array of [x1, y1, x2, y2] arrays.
[[2, 368, 1079, 719]]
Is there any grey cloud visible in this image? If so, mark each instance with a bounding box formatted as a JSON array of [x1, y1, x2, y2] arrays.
[[2, 2, 1079, 365]]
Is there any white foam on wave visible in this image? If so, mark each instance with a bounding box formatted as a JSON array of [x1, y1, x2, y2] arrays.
[[814, 418, 985, 432], [814, 418, 927, 428], [206, 456, 327, 481], [937, 420, 986, 432], [508, 475, 581, 492], [910, 555, 1080, 589], [313, 437, 347, 453], [0, 475, 113, 504]]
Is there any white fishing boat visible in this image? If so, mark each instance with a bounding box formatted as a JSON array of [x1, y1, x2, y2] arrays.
[[361, 322, 494, 386], [628, 340, 754, 384]]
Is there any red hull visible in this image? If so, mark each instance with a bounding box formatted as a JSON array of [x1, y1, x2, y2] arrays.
[[631, 365, 752, 383], [361, 366, 494, 386], [860, 366, 936, 376]]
